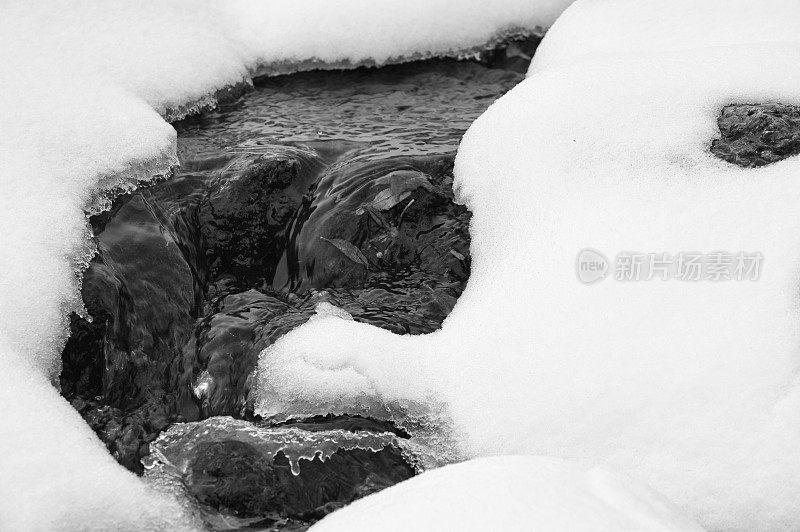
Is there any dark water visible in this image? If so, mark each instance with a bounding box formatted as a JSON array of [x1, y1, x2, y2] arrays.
[[61, 47, 532, 530]]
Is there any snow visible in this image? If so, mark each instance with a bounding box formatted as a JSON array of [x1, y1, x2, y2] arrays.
[[255, 1, 800, 530], [310, 456, 704, 532], [0, 342, 196, 531], [0, 0, 570, 529], [529, 0, 800, 76]]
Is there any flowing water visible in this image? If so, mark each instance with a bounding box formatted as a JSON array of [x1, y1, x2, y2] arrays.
[[61, 44, 535, 530]]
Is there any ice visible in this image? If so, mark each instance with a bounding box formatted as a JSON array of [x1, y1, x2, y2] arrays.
[[255, 1, 800, 530], [143, 416, 418, 529], [254, 304, 458, 468], [0, 0, 572, 528], [147, 416, 402, 477], [310, 456, 704, 531]]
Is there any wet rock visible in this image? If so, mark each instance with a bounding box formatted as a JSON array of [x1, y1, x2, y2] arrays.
[[272, 446, 414, 519], [187, 445, 414, 521], [276, 155, 470, 292], [189, 440, 282, 516], [147, 417, 415, 527], [199, 152, 323, 284], [711, 103, 800, 167], [175, 148, 471, 421], [178, 289, 291, 419], [68, 398, 169, 472]]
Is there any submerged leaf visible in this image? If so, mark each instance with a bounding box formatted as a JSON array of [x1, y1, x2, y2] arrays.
[[369, 170, 437, 211], [320, 237, 370, 267], [371, 188, 409, 211], [450, 249, 466, 261]]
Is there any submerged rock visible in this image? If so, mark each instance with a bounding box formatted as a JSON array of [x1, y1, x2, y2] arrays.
[[711, 102, 800, 167], [276, 156, 469, 292], [145, 417, 415, 527], [199, 152, 323, 284], [63, 145, 471, 472], [189, 440, 281, 516]]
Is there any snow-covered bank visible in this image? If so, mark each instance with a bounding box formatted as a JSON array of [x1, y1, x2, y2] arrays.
[[310, 456, 704, 531], [0, 344, 197, 531], [256, 1, 800, 530], [529, 0, 800, 76], [0, 1, 571, 529]]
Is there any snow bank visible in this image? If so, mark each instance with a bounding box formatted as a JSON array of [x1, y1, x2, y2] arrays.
[[255, 1, 800, 530], [0, 0, 571, 529], [0, 341, 196, 531], [311, 456, 704, 531], [529, 0, 800, 75]]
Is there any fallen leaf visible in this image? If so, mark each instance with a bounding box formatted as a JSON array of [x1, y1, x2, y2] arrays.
[[320, 237, 370, 267], [369, 170, 437, 211], [450, 249, 466, 261]]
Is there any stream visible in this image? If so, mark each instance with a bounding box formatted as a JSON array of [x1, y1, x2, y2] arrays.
[[60, 41, 537, 530]]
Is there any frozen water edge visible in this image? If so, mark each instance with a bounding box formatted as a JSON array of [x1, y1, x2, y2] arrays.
[[68, 149, 180, 375], [253, 305, 464, 469], [162, 28, 546, 122], [249, 27, 545, 78], [146, 417, 403, 477]]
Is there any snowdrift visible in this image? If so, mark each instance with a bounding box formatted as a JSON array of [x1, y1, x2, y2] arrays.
[[310, 456, 704, 531]]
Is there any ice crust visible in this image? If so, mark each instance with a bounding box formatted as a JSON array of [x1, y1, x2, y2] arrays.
[[147, 416, 402, 477], [0, 0, 571, 529], [310, 456, 704, 532], [256, 1, 800, 530]]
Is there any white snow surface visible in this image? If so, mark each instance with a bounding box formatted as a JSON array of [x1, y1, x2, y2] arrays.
[[0, 1, 570, 529], [255, 1, 800, 530], [529, 0, 800, 76], [310, 456, 705, 532]]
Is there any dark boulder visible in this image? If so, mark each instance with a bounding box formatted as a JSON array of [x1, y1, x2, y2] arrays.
[[199, 152, 323, 284], [711, 103, 800, 167], [189, 440, 282, 516]]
